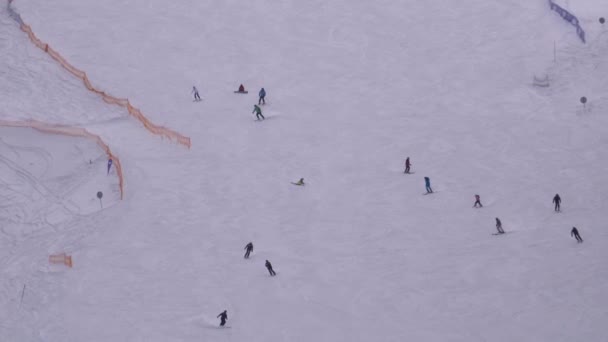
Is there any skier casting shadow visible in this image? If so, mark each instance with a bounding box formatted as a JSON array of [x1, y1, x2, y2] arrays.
[[571, 227, 583, 243], [192, 86, 201, 101], [265, 260, 276, 276], [495, 217, 504, 234], [244, 242, 253, 259], [253, 104, 265, 120], [217, 310, 228, 327], [553, 194, 561, 212], [424, 177, 433, 194], [404, 157, 412, 174], [291, 178, 305, 186], [473, 194, 482, 208]]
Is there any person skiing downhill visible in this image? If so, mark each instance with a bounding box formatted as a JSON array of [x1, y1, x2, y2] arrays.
[[265, 260, 276, 276], [252, 104, 265, 120], [473, 194, 482, 208], [291, 178, 305, 186], [424, 177, 433, 193], [553, 194, 561, 212], [495, 217, 504, 234], [217, 310, 228, 327], [404, 157, 412, 174], [244, 242, 254, 259], [258, 87, 266, 105], [192, 86, 201, 101], [571, 227, 583, 243]]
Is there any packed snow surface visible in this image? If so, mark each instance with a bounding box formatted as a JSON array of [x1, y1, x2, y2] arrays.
[[1, 0, 608, 340]]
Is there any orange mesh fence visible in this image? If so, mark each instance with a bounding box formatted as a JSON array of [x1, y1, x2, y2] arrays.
[[49, 253, 73, 268], [11, 13, 190, 148], [0, 119, 124, 200]]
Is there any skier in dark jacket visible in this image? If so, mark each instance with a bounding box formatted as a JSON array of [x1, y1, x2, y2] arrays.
[[217, 310, 228, 327], [192, 86, 201, 101], [265, 259, 276, 276], [252, 104, 265, 120], [424, 177, 433, 193], [244, 242, 253, 259], [571, 227, 583, 243], [553, 194, 561, 212], [495, 217, 504, 234], [258, 88, 266, 105], [473, 194, 482, 208], [404, 157, 411, 174]]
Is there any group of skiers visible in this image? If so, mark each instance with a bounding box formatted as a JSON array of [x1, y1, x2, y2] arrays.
[[243, 242, 276, 275], [405, 158, 584, 241], [191, 84, 267, 121], [217, 242, 277, 327]]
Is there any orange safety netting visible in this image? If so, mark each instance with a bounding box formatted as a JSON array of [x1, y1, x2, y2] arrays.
[[49, 253, 73, 268], [16, 21, 191, 148], [0, 119, 124, 200]]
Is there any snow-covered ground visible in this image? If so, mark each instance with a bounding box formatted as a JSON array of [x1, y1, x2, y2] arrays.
[[2, 0, 608, 340]]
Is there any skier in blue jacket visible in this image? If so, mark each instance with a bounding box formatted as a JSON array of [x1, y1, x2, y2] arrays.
[[424, 177, 433, 194], [258, 88, 266, 105]]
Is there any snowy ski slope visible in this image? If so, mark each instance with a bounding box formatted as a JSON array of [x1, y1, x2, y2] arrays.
[[2, 0, 608, 340]]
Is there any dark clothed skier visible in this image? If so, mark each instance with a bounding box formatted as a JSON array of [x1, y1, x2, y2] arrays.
[[265, 259, 276, 276], [404, 157, 411, 174], [238, 84, 245, 92], [473, 194, 482, 208], [571, 227, 583, 243], [424, 177, 433, 193], [217, 310, 228, 327], [258, 88, 266, 105], [244, 242, 253, 259], [553, 194, 561, 212], [253, 104, 265, 120], [192, 86, 201, 101], [495, 217, 504, 234]]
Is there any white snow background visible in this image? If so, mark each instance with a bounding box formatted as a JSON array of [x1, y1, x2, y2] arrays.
[[1, 0, 608, 341]]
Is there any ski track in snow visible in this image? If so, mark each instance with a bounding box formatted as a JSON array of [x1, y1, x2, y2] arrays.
[[2, 0, 608, 341]]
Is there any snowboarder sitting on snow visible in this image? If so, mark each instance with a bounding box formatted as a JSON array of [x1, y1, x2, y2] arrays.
[[217, 310, 228, 327], [244, 242, 254, 259], [473, 194, 482, 208], [265, 260, 276, 276], [571, 227, 583, 243], [258, 87, 266, 105], [424, 177, 433, 193], [553, 194, 561, 212], [404, 157, 411, 174], [495, 217, 504, 234], [238, 84, 245, 92], [192, 86, 201, 101], [253, 104, 265, 120], [291, 178, 305, 186]]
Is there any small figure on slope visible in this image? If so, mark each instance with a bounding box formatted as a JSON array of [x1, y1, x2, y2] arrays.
[[238, 84, 245, 92], [258, 87, 266, 105], [553, 194, 561, 212], [192, 86, 201, 101], [495, 217, 504, 234], [291, 178, 305, 186], [265, 259, 276, 276], [571, 227, 583, 243], [252, 104, 265, 120], [404, 157, 412, 174], [473, 194, 482, 208], [244, 242, 254, 259], [217, 310, 228, 327], [424, 177, 433, 194]]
